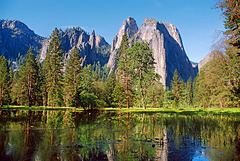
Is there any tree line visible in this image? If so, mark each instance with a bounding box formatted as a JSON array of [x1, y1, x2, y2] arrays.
[[0, 0, 239, 109]]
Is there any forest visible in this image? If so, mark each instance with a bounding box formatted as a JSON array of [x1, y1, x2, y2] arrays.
[[0, 0, 239, 109]]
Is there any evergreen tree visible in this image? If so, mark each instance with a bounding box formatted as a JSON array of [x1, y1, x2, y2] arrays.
[[0, 56, 10, 106], [171, 69, 182, 107], [127, 41, 158, 109], [217, 0, 240, 107], [106, 71, 117, 107], [43, 28, 64, 107], [192, 74, 200, 107], [11, 66, 27, 105], [185, 77, 193, 107], [35, 62, 43, 106], [64, 47, 82, 107], [194, 55, 233, 108], [24, 47, 40, 107], [117, 33, 132, 108], [78, 65, 99, 109], [112, 82, 126, 109], [163, 87, 172, 108], [146, 81, 164, 108], [10, 48, 41, 106]]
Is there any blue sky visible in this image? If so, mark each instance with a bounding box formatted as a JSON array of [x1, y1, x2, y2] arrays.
[[1, 0, 224, 62]]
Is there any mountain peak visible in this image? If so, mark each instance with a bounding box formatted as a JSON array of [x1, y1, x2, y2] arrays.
[[107, 17, 196, 87], [107, 17, 139, 71], [0, 19, 43, 60]]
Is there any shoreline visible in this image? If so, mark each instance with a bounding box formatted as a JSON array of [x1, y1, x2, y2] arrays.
[[0, 106, 240, 116]]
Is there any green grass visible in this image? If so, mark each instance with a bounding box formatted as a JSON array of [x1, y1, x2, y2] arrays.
[[1, 105, 240, 116], [103, 107, 240, 115]]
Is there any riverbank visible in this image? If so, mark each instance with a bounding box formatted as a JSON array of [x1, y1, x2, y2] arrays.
[[1, 105, 240, 116], [104, 107, 240, 115], [0, 105, 84, 111]]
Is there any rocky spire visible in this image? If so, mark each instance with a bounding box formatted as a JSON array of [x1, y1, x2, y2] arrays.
[[89, 30, 96, 49], [107, 17, 196, 87], [107, 17, 138, 71]]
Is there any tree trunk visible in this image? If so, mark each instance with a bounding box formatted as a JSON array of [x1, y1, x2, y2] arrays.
[[126, 80, 129, 108]]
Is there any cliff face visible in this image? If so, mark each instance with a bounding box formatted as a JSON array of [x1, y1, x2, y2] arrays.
[[107, 17, 138, 72], [40, 27, 110, 66], [0, 20, 44, 60], [1, 18, 197, 87], [0, 20, 110, 66], [107, 17, 196, 87]]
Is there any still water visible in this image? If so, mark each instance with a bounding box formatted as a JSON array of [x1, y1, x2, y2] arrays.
[[0, 110, 239, 161]]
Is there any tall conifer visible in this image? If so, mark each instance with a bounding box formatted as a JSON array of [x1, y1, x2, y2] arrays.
[[43, 28, 64, 107], [117, 33, 132, 108], [64, 46, 82, 107], [171, 69, 182, 107], [24, 47, 40, 107], [0, 56, 10, 106], [217, 0, 240, 107], [127, 41, 158, 109]]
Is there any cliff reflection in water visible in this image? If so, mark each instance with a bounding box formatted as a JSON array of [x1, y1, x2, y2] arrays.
[[0, 110, 240, 160]]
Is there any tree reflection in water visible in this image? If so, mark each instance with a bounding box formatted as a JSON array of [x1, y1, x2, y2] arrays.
[[0, 110, 240, 160]]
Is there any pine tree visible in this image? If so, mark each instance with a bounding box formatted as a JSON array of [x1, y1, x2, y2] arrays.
[[163, 87, 172, 108], [43, 28, 64, 107], [64, 46, 83, 107], [112, 82, 126, 109], [35, 62, 43, 106], [194, 55, 233, 108], [146, 81, 164, 108], [0, 56, 10, 106], [117, 33, 132, 108], [78, 65, 98, 109], [24, 47, 40, 107], [127, 41, 158, 109], [185, 77, 193, 107], [106, 71, 117, 107], [217, 0, 240, 107], [171, 69, 182, 108], [11, 66, 27, 105]]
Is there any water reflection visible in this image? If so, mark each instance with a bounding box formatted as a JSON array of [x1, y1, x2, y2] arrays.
[[0, 110, 240, 160]]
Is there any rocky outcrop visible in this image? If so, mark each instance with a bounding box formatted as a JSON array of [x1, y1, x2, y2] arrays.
[[40, 27, 110, 66], [107, 17, 196, 87], [0, 20, 44, 60], [0, 20, 110, 66], [134, 18, 196, 87], [107, 17, 138, 72], [198, 50, 223, 70]]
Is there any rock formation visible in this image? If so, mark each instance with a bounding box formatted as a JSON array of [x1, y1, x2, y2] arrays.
[[107, 17, 196, 87], [40, 27, 110, 66], [198, 50, 223, 70], [0, 20, 43, 60], [1, 18, 198, 87], [0, 20, 110, 66], [107, 17, 138, 72]]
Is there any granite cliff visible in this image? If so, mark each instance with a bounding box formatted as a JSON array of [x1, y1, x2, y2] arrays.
[[1, 19, 198, 87], [0, 20, 110, 66], [0, 20, 43, 60], [107, 17, 138, 72], [40, 27, 110, 65], [107, 17, 196, 87]]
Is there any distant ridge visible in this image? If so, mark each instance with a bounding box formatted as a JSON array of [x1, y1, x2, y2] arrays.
[[0, 19, 110, 66]]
